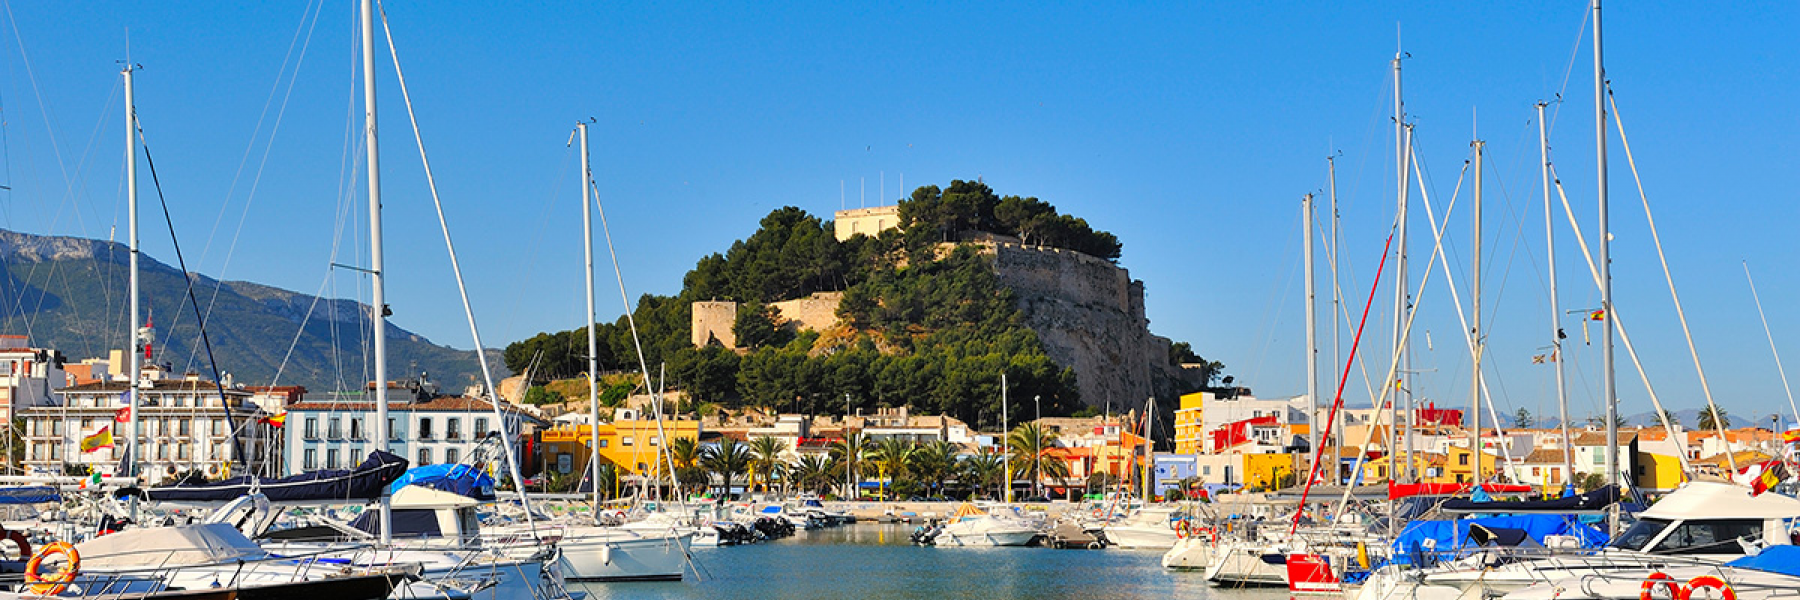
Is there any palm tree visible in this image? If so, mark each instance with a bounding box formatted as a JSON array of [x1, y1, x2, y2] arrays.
[[701, 437, 752, 500], [669, 437, 704, 495], [748, 436, 788, 495], [961, 447, 1007, 500], [1007, 422, 1069, 495], [828, 432, 870, 498], [1697, 406, 1730, 431], [788, 454, 835, 495], [594, 463, 620, 500], [867, 438, 916, 499], [908, 440, 959, 496], [1661, 409, 1683, 429]]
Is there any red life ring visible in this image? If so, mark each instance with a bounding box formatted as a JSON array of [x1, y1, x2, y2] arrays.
[[1686, 575, 1736, 600], [1641, 572, 1682, 600], [1175, 520, 1192, 539], [25, 541, 78, 596]]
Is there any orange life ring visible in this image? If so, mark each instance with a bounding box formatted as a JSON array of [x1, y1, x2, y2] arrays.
[[1175, 520, 1192, 539], [25, 541, 79, 595], [1687, 575, 1736, 600], [1641, 572, 1683, 600]]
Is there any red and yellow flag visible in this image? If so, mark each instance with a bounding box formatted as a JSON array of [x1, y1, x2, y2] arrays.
[[1753, 460, 1790, 497], [260, 413, 286, 428], [1782, 429, 1800, 444], [80, 427, 113, 452]]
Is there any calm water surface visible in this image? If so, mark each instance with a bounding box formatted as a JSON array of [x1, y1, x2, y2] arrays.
[[574, 523, 1293, 600]]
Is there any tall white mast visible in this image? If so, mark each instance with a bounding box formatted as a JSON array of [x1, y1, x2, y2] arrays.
[[1538, 102, 1575, 485], [1594, 0, 1619, 524], [360, 0, 391, 545], [1303, 194, 1318, 462], [579, 123, 602, 513], [123, 65, 142, 504], [1389, 50, 1411, 483], [1001, 373, 1010, 503], [1470, 140, 1485, 481], [1328, 155, 1342, 457]]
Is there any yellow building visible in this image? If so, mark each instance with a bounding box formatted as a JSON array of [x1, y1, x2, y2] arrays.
[[1174, 391, 1206, 454], [1243, 453, 1299, 491], [1636, 450, 1685, 493], [539, 412, 701, 477], [1440, 446, 1503, 484]]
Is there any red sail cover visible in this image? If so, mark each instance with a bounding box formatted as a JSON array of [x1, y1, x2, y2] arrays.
[[1388, 482, 1532, 500]]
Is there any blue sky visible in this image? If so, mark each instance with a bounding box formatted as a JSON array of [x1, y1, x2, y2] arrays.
[[0, 2, 1795, 425]]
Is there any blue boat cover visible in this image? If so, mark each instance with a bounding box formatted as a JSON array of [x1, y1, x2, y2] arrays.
[[1388, 515, 1609, 566], [1727, 546, 1800, 577], [387, 464, 495, 501], [147, 451, 408, 503], [0, 486, 57, 504]]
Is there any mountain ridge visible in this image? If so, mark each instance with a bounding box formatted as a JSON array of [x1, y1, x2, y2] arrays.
[[0, 228, 503, 392]]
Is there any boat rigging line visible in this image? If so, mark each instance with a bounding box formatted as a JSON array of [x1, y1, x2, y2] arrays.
[[1744, 261, 1800, 425]]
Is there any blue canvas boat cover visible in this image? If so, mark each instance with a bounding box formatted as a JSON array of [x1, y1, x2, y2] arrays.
[[0, 486, 58, 504], [1727, 546, 1800, 578], [387, 464, 496, 501], [147, 451, 408, 503], [1388, 515, 1608, 567]]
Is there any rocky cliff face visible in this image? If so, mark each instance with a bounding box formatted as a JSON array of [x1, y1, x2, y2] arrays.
[[982, 241, 1192, 408]]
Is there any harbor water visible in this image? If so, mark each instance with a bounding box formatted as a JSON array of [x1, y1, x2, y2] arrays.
[[574, 523, 1290, 600]]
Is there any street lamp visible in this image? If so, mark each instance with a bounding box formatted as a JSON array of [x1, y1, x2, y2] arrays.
[[1034, 395, 1042, 499]]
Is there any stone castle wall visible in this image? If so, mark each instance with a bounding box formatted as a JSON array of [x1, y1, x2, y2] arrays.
[[690, 301, 738, 348], [983, 242, 1172, 408], [770, 292, 844, 333]]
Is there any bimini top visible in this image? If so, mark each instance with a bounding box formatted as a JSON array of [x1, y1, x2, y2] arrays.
[[951, 503, 988, 518], [77, 523, 267, 569], [1640, 481, 1800, 521]]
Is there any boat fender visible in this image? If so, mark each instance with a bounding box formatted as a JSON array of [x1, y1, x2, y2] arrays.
[[1640, 572, 1682, 600], [600, 543, 612, 566], [1686, 575, 1735, 600], [25, 541, 79, 596]]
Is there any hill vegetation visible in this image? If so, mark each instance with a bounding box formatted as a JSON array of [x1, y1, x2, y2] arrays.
[[503, 180, 1209, 429]]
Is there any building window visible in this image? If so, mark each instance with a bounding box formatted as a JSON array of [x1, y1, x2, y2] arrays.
[[447, 418, 462, 441], [50, 444, 60, 460], [622, 436, 634, 446], [51, 421, 62, 435], [1458, 454, 1469, 466], [1532, 467, 1542, 476], [327, 449, 340, 470], [328, 418, 342, 440], [418, 418, 434, 440], [81, 418, 92, 431], [650, 436, 660, 446], [178, 444, 190, 460], [178, 420, 190, 436], [212, 420, 225, 436], [388, 418, 399, 441], [1202, 466, 1211, 475], [475, 418, 488, 436], [304, 418, 318, 440], [157, 444, 169, 460], [304, 449, 317, 470], [446, 448, 460, 464], [418, 448, 432, 466], [350, 418, 364, 441], [598, 439, 609, 448]]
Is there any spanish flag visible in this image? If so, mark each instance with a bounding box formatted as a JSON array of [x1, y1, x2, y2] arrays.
[[260, 413, 286, 428], [80, 426, 114, 452], [1753, 460, 1789, 497], [1781, 429, 1800, 444], [1589, 309, 1606, 321]]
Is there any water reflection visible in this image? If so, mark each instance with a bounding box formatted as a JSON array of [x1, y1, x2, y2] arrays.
[[569, 523, 1282, 600]]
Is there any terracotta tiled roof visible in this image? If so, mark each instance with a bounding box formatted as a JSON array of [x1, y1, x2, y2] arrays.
[[1522, 449, 1570, 464]]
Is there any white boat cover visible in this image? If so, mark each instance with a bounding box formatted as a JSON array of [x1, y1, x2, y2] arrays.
[[76, 523, 268, 568], [1640, 481, 1800, 520]]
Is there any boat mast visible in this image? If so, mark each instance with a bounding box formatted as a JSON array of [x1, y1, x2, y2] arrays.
[[1328, 155, 1343, 463], [1538, 102, 1575, 486], [1389, 49, 1411, 484], [1001, 373, 1010, 503], [1594, 0, 1619, 528], [123, 64, 141, 507], [361, 0, 391, 545], [1470, 139, 1485, 483], [1303, 194, 1319, 468], [579, 122, 602, 514]]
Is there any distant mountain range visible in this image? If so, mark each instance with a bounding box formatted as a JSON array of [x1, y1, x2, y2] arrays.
[[0, 229, 502, 393]]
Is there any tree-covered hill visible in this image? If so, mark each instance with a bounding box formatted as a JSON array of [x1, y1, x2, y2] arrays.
[[504, 180, 1213, 429]]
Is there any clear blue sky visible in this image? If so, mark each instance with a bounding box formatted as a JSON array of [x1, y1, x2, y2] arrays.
[[1, 2, 1795, 425]]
